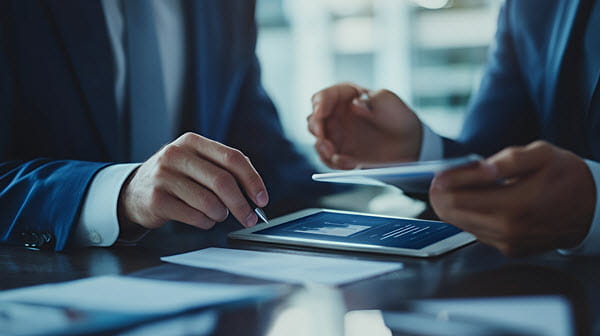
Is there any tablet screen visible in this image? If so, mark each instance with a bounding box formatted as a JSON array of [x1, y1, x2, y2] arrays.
[[254, 212, 461, 249]]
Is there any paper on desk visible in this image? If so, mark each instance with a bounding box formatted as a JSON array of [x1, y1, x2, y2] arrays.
[[161, 247, 403, 285], [0, 275, 278, 314], [410, 296, 573, 336]]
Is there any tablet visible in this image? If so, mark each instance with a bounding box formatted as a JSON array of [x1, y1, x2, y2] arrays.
[[229, 209, 475, 258], [312, 154, 482, 192]]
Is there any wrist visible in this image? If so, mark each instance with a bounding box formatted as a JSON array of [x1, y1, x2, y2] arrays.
[[117, 167, 149, 240]]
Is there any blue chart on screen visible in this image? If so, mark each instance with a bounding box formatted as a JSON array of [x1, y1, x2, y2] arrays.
[[255, 212, 462, 249]]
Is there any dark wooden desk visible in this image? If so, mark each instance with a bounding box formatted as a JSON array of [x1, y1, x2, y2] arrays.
[[2, 218, 600, 335]]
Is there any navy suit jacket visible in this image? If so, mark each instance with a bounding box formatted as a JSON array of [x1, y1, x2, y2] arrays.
[[0, 0, 329, 251], [445, 0, 600, 160]]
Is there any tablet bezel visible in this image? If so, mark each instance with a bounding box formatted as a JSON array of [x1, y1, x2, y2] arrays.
[[228, 209, 476, 258]]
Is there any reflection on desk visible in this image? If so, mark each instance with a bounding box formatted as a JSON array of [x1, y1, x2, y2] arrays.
[[345, 296, 573, 336], [1, 214, 599, 335]]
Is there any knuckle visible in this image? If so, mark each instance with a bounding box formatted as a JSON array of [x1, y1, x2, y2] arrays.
[[311, 91, 322, 104], [530, 140, 550, 149], [211, 171, 236, 192], [377, 89, 392, 96], [502, 146, 524, 164], [222, 149, 245, 167], [532, 140, 553, 157], [160, 145, 183, 163], [152, 165, 169, 181], [179, 132, 197, 143]]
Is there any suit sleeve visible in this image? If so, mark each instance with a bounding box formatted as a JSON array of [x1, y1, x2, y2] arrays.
[[443, 0, 540, 158], [0, 17, 109, 251]]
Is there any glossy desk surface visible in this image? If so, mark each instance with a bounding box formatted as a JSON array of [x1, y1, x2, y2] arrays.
[[2, 216, 600, 335]]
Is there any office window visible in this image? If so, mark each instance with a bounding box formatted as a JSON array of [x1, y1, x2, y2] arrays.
[[257, 0, 500, 164]]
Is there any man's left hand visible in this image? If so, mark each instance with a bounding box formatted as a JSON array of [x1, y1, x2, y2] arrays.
[[430, 141, 596, 257]]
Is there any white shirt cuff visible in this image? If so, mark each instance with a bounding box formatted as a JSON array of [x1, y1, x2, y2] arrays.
[[558, 159, 600, 256], [418, 123, 444, 162], [73, 163, 141, 247]]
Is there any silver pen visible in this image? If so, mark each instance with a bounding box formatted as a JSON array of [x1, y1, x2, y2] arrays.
[[243, 192, 270, 225], [254, 208, 270, 225]]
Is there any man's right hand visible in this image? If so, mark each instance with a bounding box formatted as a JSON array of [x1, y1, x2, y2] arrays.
[[118, 132, 269, 231], [307, 83, 423, 169]]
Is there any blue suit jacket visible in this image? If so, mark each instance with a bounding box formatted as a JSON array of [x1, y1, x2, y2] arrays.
[[0, 0, 329, 251], [445, 0, 600, 160]]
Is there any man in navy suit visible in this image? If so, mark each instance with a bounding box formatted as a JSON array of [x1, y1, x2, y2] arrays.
[[0, 0, 330, 251], [308, 0, 600, 256]]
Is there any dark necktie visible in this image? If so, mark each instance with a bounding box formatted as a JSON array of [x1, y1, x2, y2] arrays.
[[123, 0, 170, 162]]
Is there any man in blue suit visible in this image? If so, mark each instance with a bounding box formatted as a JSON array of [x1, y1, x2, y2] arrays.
[[0, 0, 330, 251], [308, 0, 600, 256]]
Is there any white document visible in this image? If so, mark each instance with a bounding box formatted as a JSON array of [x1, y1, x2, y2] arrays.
[[312, 154, 481, 191], [161, 247, 403, 285], [0, 275, 278, 315]]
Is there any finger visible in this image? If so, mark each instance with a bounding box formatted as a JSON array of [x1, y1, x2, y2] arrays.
[[315, 139, 360, 170], [159, 169, 229, 222], [434, 205, 501, 242], [431, 172, 539, 219], [176, 154, 258, 228], [433, 161, 498, 190], [307, 114, 320, 137], [315, 142, 336, 169], [176, 133, 269, 207], [331, 153, 360, 170], [315, 139, 336, 161], [488, 141, 553, 179], [157, 193, 217, 230]]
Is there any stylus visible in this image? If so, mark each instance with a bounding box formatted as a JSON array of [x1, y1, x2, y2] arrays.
[[254, 208, 270, 224], [243, 191, 270, 225]]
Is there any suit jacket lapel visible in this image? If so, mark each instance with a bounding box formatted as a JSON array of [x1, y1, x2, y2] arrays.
[[46, 0, 119, 160], [544, 0, 580, 114], [583, 3, 600, 115]]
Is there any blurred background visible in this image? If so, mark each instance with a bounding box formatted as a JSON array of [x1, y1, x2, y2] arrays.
[[256, 0, 500, 163], [256, 0, 501, 216]]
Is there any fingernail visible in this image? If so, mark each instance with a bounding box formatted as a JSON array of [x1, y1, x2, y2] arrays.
[[352, 98, 369, 110], [246, 212, 258, 227], [256, 191, 268, 207]]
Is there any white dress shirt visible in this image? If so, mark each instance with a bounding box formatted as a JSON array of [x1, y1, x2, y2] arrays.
[[73, 0, 186, 246], [418, 124, 600, 255]]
